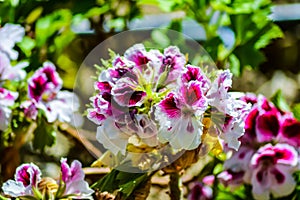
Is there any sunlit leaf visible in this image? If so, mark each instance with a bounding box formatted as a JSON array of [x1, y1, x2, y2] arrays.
[[271, 90, 291, 112], [26, 7, 43, 24]]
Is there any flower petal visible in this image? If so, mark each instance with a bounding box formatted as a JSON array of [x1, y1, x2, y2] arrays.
[[96, 118, 131, 155], [1, 180, 26, 197]]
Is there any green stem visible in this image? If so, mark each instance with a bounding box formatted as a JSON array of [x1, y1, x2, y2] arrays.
[[169, 172, 181, 200]]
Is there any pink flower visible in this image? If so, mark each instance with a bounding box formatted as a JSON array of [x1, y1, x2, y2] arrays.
[[0, 88, 18, 131], [249, 143, 298, 200], [28, 62, 62, 102], [60, 158, 94, 197], [159, 46, 186, 84], [181, 65, 211, 93], [24, 62, 78, 123], [111, 77, 146, 107], [240, 95, 282, 146], [188, 182, 213, 200], [156, 81, 208, 150], [219, 146, 254, 188], [279, 116, 300, 147], [2, 163, 41, 197], [218, 170, 245, 188], [87, 94, 112, 125], [124, 44, 161, 71]]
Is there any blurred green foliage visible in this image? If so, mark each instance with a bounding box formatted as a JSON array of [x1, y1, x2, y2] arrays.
[[139, 0, 283, 76], [0, 0, 284, 81]]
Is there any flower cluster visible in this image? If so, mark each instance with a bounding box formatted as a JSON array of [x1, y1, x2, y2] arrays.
[[1, 158, 94, 199], [21, 62, 79, 123], [219, 94, 300, 200], [88, 44, 249, 166], [0, 22, 78, 153]]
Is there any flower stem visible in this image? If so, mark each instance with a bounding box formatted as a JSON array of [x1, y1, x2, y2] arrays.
[[169, 172, 181, 200]]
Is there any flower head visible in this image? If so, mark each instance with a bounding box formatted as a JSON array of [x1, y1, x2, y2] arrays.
[[2, 163, 41, 197], [188, 182, 213, 200], [23, 62, 78, 123], [60, 158, 94, 197], [28, 62, 62, 102], [156, 82, 208, 150], [249, 143, 298, 200]]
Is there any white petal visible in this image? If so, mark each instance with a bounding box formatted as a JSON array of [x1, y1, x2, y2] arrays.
[[270, 165, 297, 198], [158, 117, 202, 150], [65, 180, 94, 197], [2, 180, 26, 197], [96, 118, 130, 155]]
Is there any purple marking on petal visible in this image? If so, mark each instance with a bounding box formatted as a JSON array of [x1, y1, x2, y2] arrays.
[[181, 66, 210, 91], [256, 111, 280, 142], [28, 74, 48, 101], [256, 169, 265, 183], [28, 62, 62, 102], [95, 81, 112, 93], [129, 91, 146, 106], [239, 152, 245, 159], [281, 118, 300, 146], [41, 63, 62, 88], [240, 93, 258, 105], [188, 182, 213, 200], [181, 82, 204, 106], [15, 163, 41, 188], [187, 120, 194, 133], [159, 93, 181, 119], [271, 168, 285, 184], [16, 165, 31, 186], [124, 44, 150, 69]]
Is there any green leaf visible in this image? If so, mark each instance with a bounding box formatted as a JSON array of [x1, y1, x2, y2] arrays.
[[91, 169, 120, 192], [26, 6, 43, 24], [19, 196, 39, 200], [53, 30, 75, 54], [33, 117, 56, 151], [233, 44, 266, 73], [84, 5, 110, 18], [254, 24, 283, 49], [203, 36, 223, 61], [17, 36, 36, 57], [35, 9, 73, 47], [229, 54, 240, 76], [292, 103, 300, 121], [0, 195, 9, 200], [271, 90, 291, 112], [119, 174, 148, 198]]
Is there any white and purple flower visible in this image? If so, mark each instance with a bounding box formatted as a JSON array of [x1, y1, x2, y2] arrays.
[[28, 62, 62, 102], [88, 44, 248, 159], [60, 158, 94, 197], [1, 163, 41, 197], [23, 62, 78, 123], [156, 82, 208, 150], [248, 143, 298, 200], [2, 159, 93, 198], [188, 182, 213, 200]]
